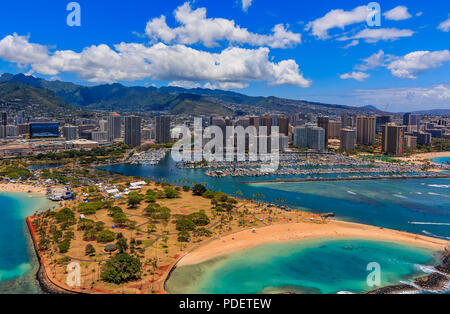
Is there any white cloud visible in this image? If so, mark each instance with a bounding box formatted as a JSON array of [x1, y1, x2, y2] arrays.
[[168, 81, 201, 89], [305, 6, 367, 39], [351, 84, 450, 111], [438, 14, 450, 32], [340, 71, 370, 81], [0, 33, 49, 64], [355, 50, 388, 71], [342, 39, 359, 49], [0, 34, 311, 88], [204, 82, 248, 90], [383, 6, 412, 21], [145, 2, 301, 48], [339, 28, 414, 43], [242, 0, 253, 12], [387, 50, 450, 79]]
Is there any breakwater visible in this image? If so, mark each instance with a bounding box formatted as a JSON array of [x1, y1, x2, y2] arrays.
[[242, 174, 450, 184]]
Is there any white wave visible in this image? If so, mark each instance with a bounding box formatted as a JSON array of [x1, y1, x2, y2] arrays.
[[415, 192, 423, 195], [428, 192, 441, 196], [428, 184, 450, 188], [393, 194, 407, 199], [337, 291, 355, 294], [410, 222, 450, 226], [347, 191, 357, 195], [421, 230, 450, 240]]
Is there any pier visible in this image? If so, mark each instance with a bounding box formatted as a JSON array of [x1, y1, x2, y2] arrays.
[[242, 174, 450, 184]]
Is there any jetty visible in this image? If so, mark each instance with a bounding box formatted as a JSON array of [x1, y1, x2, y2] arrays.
[[242, 174, 450, 184]]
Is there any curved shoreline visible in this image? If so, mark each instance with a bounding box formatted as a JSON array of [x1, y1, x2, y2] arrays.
[[175, 220, 448, 267]]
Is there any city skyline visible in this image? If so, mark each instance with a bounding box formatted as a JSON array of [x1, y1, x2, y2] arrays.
[[0, 0, 449, 112]]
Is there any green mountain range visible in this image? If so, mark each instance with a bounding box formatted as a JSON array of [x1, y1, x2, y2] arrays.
[[0, 73, 382, 116]]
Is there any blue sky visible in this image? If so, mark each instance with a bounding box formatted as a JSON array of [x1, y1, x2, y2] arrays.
[[0, 0, 449, 112]]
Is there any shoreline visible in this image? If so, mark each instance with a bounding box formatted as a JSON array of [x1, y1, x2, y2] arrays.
[[0, 183, 48, 195], [176, 220, 449, 267]]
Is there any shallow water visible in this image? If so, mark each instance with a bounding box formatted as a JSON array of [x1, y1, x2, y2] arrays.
[[166, 238, 441, 294], [0, 192, 54, 293]]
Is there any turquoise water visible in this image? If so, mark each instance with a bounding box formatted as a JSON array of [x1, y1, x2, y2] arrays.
[[103, 155, 450, 239], [432, 156, 450, 165], [0, 193, 54, 293], [166, 239, 440, 294]]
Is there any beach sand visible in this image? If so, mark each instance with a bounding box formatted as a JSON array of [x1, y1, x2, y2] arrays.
[[399, 152, 450, 163], [0, 183, 47, 194], [177, 220, 449, 267]]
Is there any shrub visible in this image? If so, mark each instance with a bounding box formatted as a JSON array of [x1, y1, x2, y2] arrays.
[[176, 218, 196, 232], [178, 231, 190, 243], [58, 239, 71, 253], [193, 184, 207, 196], [127, 192, 143, 208], [97, 230, 116, 243], [101, 253, 142, 284], [164, 188, 180, 199], [85, 244, 96, 256], [188, 211, 210, 226], [193, 228, 213, 238], [55, 208, 76, 224]]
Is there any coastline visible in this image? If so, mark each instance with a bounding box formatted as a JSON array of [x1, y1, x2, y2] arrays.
[[176, 220, 449, 267], [0, 183, 47, 194]]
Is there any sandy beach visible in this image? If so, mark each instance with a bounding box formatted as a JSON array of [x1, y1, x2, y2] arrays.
[[177, 220, 449, 267], [0, 183, 47, 194], [400, 152, 450, 163]]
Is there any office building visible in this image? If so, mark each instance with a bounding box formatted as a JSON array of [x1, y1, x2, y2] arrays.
[[63, 125, 78, 141], [382, 124, 406, 156], [294, 124, 325, 152], [260, 115, 272, 135], [414, 131, 432, 145], [92, 131, 109, 143], [107, 113, 122, 142], [1, 112, 7, 126], [317, 117, 330, 147], [356, 116, 376, 145], [340, 129, 356, 151], [124, 116, 142, 148], [29, 122, 60, 139], [278, 116, 289, 136], [155, 116, 171, 144], [328, 121, 342, 139]]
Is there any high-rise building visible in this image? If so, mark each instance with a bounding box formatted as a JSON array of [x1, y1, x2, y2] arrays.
[[376, 116, 392, 132], [1, 112, 7, 126], [294, 124, 325, 152], [249, 116, 259, 129], [278, 116, 289, 136], [328, 121, 342, 139], [356, 116, 376, 145], [340, 129, 356, 151], [341, 114, 354, 129], [403, 113, 412, 126], [63, 125, 79, 140], [17, 123, 30, 136], [413, 131, 432, 145], [155, 116, 171, 144], [107, 114, 122, 142], [260, 115, 272, 135], [382, 124, 406, 156], [317, 117, 330, 147], [99, 120, 108, 132], [92, 131, 108, 143], [124, 116, 142, 147]]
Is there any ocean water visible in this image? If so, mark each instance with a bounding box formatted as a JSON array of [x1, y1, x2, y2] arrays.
[[103, 155, 450, 239], [431, 156, 450, 165], [0, 192, 54, 293], [166, 239, 441, 294]]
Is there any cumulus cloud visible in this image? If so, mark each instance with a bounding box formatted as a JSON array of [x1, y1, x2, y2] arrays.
[[438, 14, 450, 32], [387, 50, 450, 79], [145, 2, 301, 48], [305, 6, 368, 39], [354, 50, 388, 71], [383, 6, 412, 21], [242, 0, 253, 12], [340, 71, 370, 81], [168, 81, 201, 89], [351, 84, 450, 111], [0, 34, 311, 88], [0, 33, 49, 64], [339, 28, 414, 43], [204, 82, 249, 90]]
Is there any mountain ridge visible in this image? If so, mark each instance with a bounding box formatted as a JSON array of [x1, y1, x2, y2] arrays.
[[0, 73, 385, 116]]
